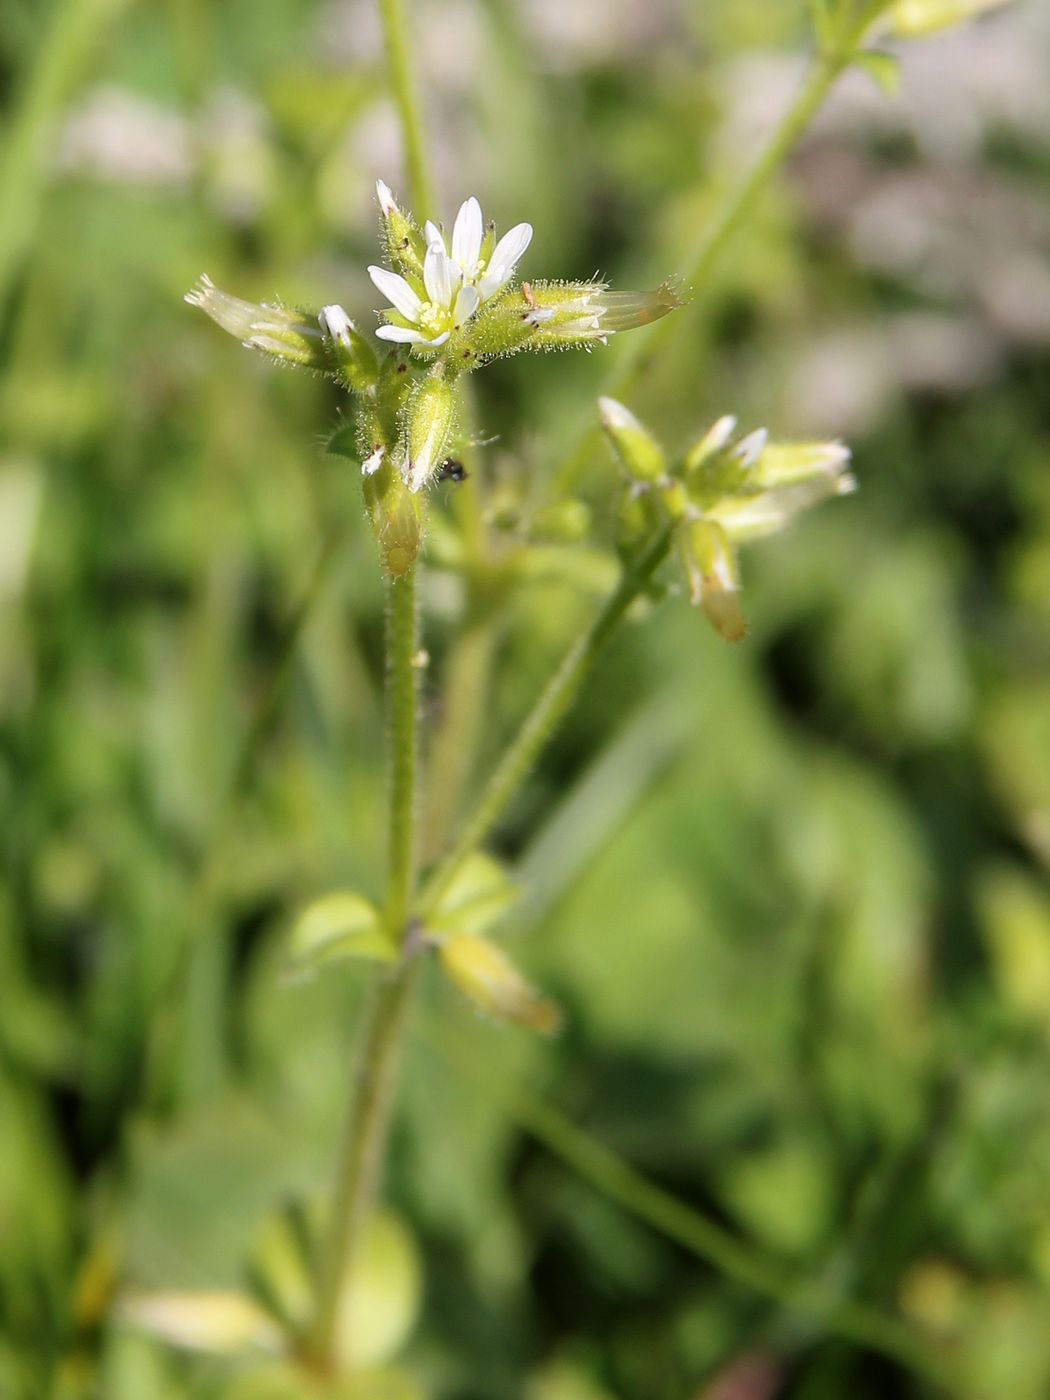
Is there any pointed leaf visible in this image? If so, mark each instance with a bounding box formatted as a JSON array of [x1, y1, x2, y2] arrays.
[[428, 853, 519, 937], [288, 892, 395, 971], [854, 49, 901, 95]]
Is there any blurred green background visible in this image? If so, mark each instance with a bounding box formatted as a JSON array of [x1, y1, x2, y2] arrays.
[[3, 0, 1050, 1396]]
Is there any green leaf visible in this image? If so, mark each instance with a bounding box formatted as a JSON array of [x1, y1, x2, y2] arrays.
[[427, 853, 519, 938], [288, 892, 395, 971], [854, 49, 901, 95]]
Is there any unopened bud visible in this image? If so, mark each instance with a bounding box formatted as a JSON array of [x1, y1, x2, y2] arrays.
[[676, 518, 747, 643], [684, 415, 737, 476], [752, 440, 852, 488], [598, 397, 666, 483], [375, 179, 427, 280], [438, 933, 562, 1035], [885, 0, 1008, 37], [319, 304, 379, 393], [403, 376, 457, 493], [363, 459, 424, 577], [185, 275, 326, 369]]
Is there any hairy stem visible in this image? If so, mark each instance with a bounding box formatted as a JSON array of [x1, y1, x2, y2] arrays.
[[418, 527, 673, 921], [305, 566, 421, 1369], [304, 962, 417, 1369], [377, 0, 434, 213], [385, 568, 420, 939]]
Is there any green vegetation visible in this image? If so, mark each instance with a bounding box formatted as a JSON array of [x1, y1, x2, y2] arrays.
[[2, 0, 1050, 1396]]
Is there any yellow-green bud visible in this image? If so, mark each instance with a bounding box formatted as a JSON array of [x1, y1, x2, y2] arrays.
[[363, 459, 424, 577], [438, 933, 562, 1035], [752, 440, 852, 488], [318, 304, 379, 393], [598, 396, 666, 483], [884, 0, 1008, 36], [376, 179, 427, 280], [676, 518, 747, 643], [403, 376, 457, 493], [185, 275, 327, 369]]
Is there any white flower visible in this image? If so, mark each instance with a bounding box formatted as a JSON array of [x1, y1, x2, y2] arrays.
[[429, 196, 533, 302], [368, 244, 479, 347], [369, 188, 533, 347]]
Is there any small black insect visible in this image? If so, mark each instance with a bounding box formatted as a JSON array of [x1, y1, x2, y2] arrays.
[[436, 459, 469, 483]]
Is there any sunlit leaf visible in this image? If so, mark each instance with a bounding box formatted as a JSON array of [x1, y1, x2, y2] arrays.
[[288, 892, 395, 972]]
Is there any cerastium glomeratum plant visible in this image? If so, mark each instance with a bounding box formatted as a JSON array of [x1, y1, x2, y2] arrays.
[[178, 179, 850, 1380]]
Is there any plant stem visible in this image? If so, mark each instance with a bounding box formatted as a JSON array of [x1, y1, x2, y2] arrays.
[[418, 527, 673, 920], [552, 36, 860, 495], [306, 564, 421, 1369], [305, 961, 417, 1369], [385, 567, 420, 940], [377, 0, 434, 214]]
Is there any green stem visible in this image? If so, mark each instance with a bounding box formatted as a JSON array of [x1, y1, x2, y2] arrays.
[[305, 564, 422, 1369], [552, 35, 860, 495], [377, 0, 434, 213], [418, 527, 673, 920], [385, 567, 420, 940], [429, 1019, 957, 1392], [304, 961, 417, 1369]]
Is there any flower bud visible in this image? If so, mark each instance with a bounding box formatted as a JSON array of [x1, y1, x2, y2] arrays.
[[676, 518, 747, 643], [598, 397, 666, 484], [185, 275, 327, 369], [885, 0, 1007, 36], [751, 440, 852, 488], [376, 179, 428, 280], [319, 304, 380, 393], [708, 472, 856, 544], [438, 933, 562, 1035], [363, 458, 424, 577], [403, 376, 457, 493]]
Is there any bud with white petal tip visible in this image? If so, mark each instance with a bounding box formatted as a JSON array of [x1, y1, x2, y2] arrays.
[[598, 397, 666, 484], [676, 518, 747, 643], [319, 304, 380, 393], [185, 275, 328, 369], [363, 457, 424, 577], [375, 179, 428, 280]]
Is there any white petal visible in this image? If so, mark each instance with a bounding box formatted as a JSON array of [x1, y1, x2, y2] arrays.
[[362, 444, 386, 475], [376, 179, 396, 215], [451, 197, 483, 273], [424, 244, 461, 308], [488, 222, 532, 278], [319, 304, 353, 345], [425, 330, 450, 346], [453, 284, 480, 326], [376, 324, 429, 343], [424, 220, 445, 251], [368, 266, 421, 320]]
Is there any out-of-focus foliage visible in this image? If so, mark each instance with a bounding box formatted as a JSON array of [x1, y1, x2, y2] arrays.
[[2, 0, 1050, 1396]]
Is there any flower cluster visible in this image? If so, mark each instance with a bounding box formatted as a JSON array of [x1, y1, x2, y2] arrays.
[[600, 398, 855, 642], [186, 180, 681, 574]]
